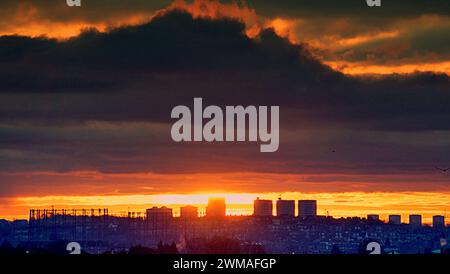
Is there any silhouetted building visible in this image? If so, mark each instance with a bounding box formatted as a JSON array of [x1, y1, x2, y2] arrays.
[[180, 205, 198, 238], [389, 215, 401, 225], [276, 198, 295, 217], [433, 215, 445, 228], [206, 198, 226, 218], [146, 206, 173, 221], [409, 214, 422, 227], [253, 198, 273, 217], [180, 205, 198, 220], [146, 206, 173, 241], [367, 214, 380, 221], [298, 200, 317, 218], [7, 204, 450, 254]]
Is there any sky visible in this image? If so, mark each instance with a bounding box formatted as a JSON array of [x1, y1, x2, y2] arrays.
[[0, 0, 449, 221]]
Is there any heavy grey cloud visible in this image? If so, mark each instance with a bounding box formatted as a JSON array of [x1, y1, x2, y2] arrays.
[[0, 11, 449, 188]]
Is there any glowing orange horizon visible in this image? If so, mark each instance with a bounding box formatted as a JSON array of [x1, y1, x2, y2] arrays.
[[326, 60, 450, 76], [2, 191, 448, 225]]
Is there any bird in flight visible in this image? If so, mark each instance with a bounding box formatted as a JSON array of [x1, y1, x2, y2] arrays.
[[435, 167, 450, 173]]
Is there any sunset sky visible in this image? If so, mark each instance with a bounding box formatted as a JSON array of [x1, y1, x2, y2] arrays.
[[0, 0, 449, 222]]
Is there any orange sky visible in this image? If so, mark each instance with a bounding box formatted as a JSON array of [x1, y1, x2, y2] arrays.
[[2, 191, 449, 225], [1, 171, 449, 223], [0, 168, 449, 221]]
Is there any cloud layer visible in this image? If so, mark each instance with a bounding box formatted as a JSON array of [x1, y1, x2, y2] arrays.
[[0, 9, 449, 196], [0, 0, 448, 74]]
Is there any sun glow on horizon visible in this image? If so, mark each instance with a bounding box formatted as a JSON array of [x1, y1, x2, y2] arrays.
[[2, 191, 448, 225]]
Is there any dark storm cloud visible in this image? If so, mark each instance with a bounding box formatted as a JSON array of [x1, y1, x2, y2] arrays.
[[0, 10, 449, 179], [0, 11, 331, 81], [0, 0, 447, 71], [0, 11, 343, 122], [0, 11, 448, 130]]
